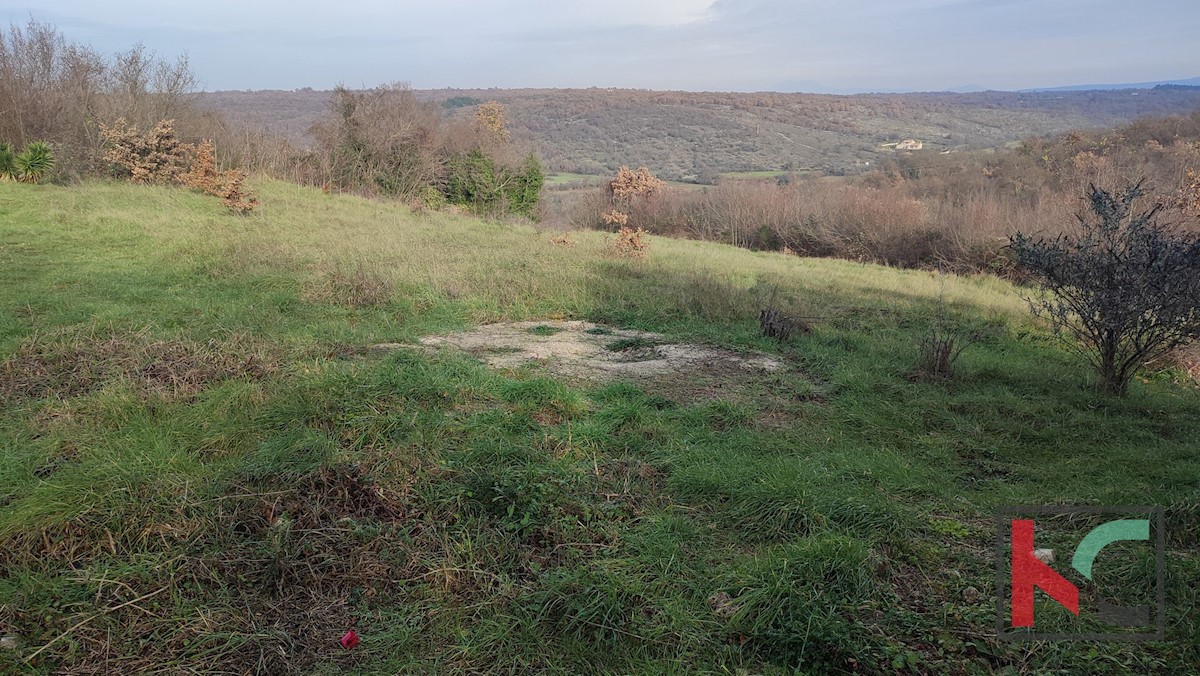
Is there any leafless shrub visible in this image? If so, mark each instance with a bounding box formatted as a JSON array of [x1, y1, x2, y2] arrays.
[[757, 288, 810, 342], [759, 306, 805, 342], [308, 83, 445, 200], [1171, 343, 1200, 385], [1011, 181, 1200, 396], [0, 19, 200, 180], [914, 328, 968, 382]]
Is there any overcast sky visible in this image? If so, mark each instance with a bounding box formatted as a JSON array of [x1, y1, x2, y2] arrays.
[[3, 1, 1198, 93]]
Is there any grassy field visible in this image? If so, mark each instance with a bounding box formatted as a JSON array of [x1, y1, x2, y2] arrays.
[[0, 179, 1197, 673], [545, 173, 606, 187], [718, 171, 789, 181]]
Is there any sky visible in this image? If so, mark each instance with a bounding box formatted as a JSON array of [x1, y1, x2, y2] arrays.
[[2, 0, 1198, 93]]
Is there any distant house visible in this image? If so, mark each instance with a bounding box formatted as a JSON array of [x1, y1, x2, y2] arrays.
[[896, 139, 923, 151]]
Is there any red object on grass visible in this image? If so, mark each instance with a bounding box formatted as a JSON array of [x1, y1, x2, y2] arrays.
[[339, 630, 360, 649]]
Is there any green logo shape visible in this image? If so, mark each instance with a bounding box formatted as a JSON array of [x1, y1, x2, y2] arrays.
[[1072, 519, 1150, 580]]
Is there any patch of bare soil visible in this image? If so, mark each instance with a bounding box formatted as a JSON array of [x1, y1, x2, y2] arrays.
[[414, 321, 794, 405]]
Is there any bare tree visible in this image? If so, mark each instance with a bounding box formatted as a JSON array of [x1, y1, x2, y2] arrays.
[[0, 19, 200, 180], [1010, 181, 1200, 395]]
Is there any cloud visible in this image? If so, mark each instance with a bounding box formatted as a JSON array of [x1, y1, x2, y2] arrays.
[[2, 0, 1197, 91]]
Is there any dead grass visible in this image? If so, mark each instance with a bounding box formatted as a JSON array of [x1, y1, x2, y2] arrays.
[[0, 330, 278, 401]]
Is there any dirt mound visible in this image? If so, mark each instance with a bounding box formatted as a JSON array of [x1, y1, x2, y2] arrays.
[[417, 321, 782, 382]]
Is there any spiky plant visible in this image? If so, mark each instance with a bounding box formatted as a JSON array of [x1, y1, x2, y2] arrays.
[[0, 142, 15, 181], [15, 141, 54, 184]]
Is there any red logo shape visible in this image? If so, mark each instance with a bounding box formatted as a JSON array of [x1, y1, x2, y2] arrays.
[[1011, 519, 1079, 627], [340, 630, 360, 649]]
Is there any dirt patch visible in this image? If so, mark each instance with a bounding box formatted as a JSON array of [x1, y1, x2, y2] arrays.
[[413, 321, 796, 406], [419, 320, 781, 379]]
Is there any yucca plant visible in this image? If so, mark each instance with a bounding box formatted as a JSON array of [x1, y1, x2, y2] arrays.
[[15, 141, 54, 183], [0, 142, 15, 181]]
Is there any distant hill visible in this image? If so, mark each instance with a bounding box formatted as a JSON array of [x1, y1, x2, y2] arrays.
[[198, 87, 1200, 180], [1022, 76, 1200, 92]]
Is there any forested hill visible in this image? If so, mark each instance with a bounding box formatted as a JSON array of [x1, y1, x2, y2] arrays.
[[199, 87, 1200, 179]]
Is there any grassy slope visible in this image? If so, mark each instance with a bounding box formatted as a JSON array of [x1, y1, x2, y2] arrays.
[[0, 180, 1197, 673]]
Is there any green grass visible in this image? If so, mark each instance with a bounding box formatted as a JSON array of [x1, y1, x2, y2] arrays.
[[604, 337, 661, 352], [528, 325, 564, 336], [718, 170, 788, 181], [545, 172, 606, 186], [1, 178, 1197, 673]]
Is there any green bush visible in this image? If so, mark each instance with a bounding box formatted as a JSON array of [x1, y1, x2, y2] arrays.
[[0, 140, 54, 183], [442, 96, 483, 109], [0, 142, 15, 179], [445, 150, 544, 217]]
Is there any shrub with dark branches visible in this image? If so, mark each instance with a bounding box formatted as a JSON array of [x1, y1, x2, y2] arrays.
[[1010, 181, 1200, 395]]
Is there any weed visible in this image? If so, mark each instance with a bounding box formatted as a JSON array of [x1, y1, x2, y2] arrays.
[[914, 327, 968, 382], [758, 289, 809, 341], [528, 325, 564, 336]]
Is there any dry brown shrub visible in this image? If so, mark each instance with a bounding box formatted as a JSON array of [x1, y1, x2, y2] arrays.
[[99, 118, 192, 184], [601, 209, 629, 227], [475, 100, 511, 144], [608, 166, 665, 201], [1174, 168, 1200, 219], [179, 139, 222, 194], [613, 226, 650, 258], [213, 168, 258, 214]]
